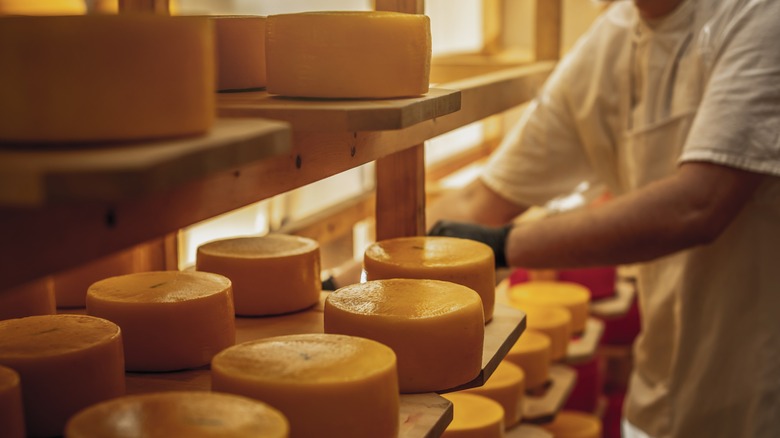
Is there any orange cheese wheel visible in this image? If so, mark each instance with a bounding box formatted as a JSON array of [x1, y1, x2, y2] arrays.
[[0, 0, 85, 15], [212, 15, 267, 91], [86, 270, 235, 372], [0, 277, 55, 321], [0, 14, 214, 143], [196, 235, 321, 316], [266, 11, 430, 98], [462, 360, 525, 428], [516, 305, 572, 362], [65, 391, 289, 438], [541, 410, 602, 438], [211, 334, 399, 438], [0, 315, 125, 437], [0, 365, 25, 438], [53, 249, 137, 308], [509, 281, 590, 333], [364, 236, 495, 322], [505, 329, 552, 390], [324, 278, 484, 393], [441, 393, 504, 438]]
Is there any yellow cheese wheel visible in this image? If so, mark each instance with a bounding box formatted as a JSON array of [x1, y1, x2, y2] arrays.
[[0, 314, 125, 437], [65, 391, 289, 438], [0, 14, 214, 143], [541, 410, 602, 438], [211, 333, 399, 438], [196, 235, 321, 316], [0, 0, 85, 15], [0, 277, 55, 321], [364, 236, 496, 322], [266, 11, 430, 98], [509, 281, 590, 333], [53, 249, 138, 308], [462, 360, 525, 428], [441, 393, 504, 438], [0, 365, 25, 438], [212, 15, 267, 91], [86, 270, 235, 372], [505, 329, 552, 391], [517, 305, 572, 362]]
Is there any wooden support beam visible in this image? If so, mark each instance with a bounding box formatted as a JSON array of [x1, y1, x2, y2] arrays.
[[535, 0, 562, 60], [374, 0, 425, 14], [118, 0, 169, 14], [375, 145, 426, 240]]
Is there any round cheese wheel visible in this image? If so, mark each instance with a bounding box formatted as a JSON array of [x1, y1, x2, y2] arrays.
[[0, 277, 55, 321], [462, 360, 525, 428], [505, 329, 552, 391], [266, 11, 430, 98], [509, 281, 590, 333], [212, 15, 267, 92], [516, 305, 572, 362], [0, 14, 214, 143], [196, 235, 321, 316], [53, 249, 137, 308], [0, 365, 25, 438], [541, 410, 602, 438], [0, 314, 125, 437], [441, 393, 504, 438], [325, 278, 484, 393], [86, 270, 235, 372], [211, 333, 399, 438], [364, 236, 495, 322], [0, 0, 85, 15], [65, 391, 289, 438]]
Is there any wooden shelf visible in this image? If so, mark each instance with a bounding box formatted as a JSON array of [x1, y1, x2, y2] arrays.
[[523, 365, 577, 424], [590, 277, 636, 318], [566, 317, 605, 364]]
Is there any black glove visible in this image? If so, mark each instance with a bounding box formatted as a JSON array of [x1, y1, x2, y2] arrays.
[[427, 220, 512, 268]]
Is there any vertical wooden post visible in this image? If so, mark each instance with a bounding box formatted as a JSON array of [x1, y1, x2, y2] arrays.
[[535, 0, 562, 60], [118, 0, 169, 14], [482, 0, 503, 55], [374, 0, 424, 14]]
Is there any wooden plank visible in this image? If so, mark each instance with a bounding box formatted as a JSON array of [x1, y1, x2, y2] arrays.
[[218, 88, 461, 132], [118, 0, 169, 14], [535, 0, 562, 60], [566, 318, 605, 364], [523, 365, 577, 423], [590, 278, 636, 318], [376, 145, 426, 240], [374, 0, 425, 14]]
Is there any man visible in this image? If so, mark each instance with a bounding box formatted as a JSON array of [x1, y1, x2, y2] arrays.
[[428, 0, 780, 436]]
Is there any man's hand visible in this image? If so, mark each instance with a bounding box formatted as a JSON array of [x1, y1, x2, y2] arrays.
[[428, 220, 513, 268]]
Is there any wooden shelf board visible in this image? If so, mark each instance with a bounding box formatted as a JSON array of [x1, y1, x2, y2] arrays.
[[522, 365, 577, 424], [218, 88, 462, 132], [566, 317, 605, 364], [590, 278, 636, 318]]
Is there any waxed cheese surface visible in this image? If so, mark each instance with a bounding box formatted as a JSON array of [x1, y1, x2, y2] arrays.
[[88, 270, 231, 303], [365, 236, 493, 268], [0, 314, 120, 357], [198, 234, 317, 259]]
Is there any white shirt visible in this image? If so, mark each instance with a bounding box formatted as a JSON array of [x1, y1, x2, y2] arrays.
[[482, 1, 780, 436]]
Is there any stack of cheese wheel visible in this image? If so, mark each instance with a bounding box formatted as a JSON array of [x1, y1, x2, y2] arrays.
[[265, 11, 431, 98], [541, 410, 602, 438], [509, 281, 590, 334], [441, 393, 504, 438], [211, 15, 267, 91], [461, 360, 526, 428], [0, 365, 25, 438], [364, 236, 496, 322], [0, 0, 85, 15], [212, 333, 399, 438], [520, 305, 572, 362], [324, 278, 484, 393], [0, 314, 125, 437], [65, 391, 290, 438], [0, 14, 214, 143], [86, 270, 235, 372], [53, 248, 138, 308], [0, 277, 55, 320], [196, 234, 321, 316], [505, 329, 552, 392]]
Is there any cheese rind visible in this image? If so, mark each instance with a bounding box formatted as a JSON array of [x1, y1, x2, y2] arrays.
[[211, 334, 399, 438], [441, 393, 504, 438], [364, 236, 495, 321], [212, 15, 267, 91], [86, 270, 236, 371], [462, 360, 525, 427], [196, 235, 321, 316], [324, 278, 484, 393], [0, 365, 25, 438], [520, 306, 572, 362], [0, 277, 55, 320], [505, 329, 552, 390], [509, 281, 590, 333], [541, 410, 602, 438], [0, 15, 214, 143], [65, 391, 289, 438], [266, 11, 431, 98], [0, 314, 125, 437]]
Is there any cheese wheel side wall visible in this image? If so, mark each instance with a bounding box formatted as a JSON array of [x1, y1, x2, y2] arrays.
[[0, 365, 25, 438]]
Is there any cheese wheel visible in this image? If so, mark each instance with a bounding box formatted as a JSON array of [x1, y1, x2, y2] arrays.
[[0, 277, 55, 321], [211, 334, 399, 438], [462, 360, 525, 428], [86, 270, 235, 372], [513, 304, 572, 362], [266, 11, 430, 98], [0, 314, 125, 437], [0, 365, 25, 438], [364, 236, 495, 322], [0, 0, 85, 15], [196, 235, 321, 316], [53, 249, 137, 308], [65, 391, 289, 438], [0, 15, 214, 143], [509, 281, 590, 333], [505, 329, 552, 391], [541, 410, 602, 438], [324, 278, 484, 393], [441, 393, 504, 438], [212, 15, 267, 91]]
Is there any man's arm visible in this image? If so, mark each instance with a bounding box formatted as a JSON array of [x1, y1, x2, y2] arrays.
[[427, 179, 530, 228]]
